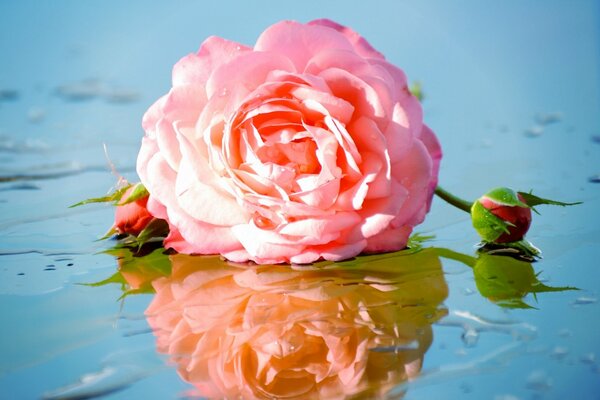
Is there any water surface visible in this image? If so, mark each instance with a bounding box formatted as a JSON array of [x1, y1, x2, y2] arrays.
[[1, 1, 599, 399]]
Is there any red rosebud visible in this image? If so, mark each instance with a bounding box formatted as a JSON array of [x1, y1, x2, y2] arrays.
[[472, 188, 532, 243], [114, 187, 153, 236]]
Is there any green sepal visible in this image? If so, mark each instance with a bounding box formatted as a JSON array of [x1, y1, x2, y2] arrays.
[[471, 200, 512, 242], [134, 218, 169, 249], [96, 227, 118, 242], [483, 187, 528, 208], [118, 183, 148, 205], [406, 233, 435, 252], [69, 184, 132, 208], [517, 191, 582, 214]]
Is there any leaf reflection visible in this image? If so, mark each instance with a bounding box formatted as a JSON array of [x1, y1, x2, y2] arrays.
[[132, 250, 447, 399]]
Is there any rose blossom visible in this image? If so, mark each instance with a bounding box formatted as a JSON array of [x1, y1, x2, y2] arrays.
[[113, 186, 153, 235], [145, 250, 448, 399], [137, 19, 441, 263]]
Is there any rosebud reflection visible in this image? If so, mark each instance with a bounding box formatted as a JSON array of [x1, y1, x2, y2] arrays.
[[435, 249, 576, 309], [144, 250, 448, 399]]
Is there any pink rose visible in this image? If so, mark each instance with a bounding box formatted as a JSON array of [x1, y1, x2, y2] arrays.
[[145, 250, 448, 399], [137, 19, 441, 263], [113, 186, 153, 236]]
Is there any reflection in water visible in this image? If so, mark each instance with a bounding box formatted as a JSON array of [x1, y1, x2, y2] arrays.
[[143, 250, 448, 399], [436, 249, 576, 309], [99, 245, 577, 398]]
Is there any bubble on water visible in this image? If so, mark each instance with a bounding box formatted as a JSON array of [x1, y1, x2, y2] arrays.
[[526, 370, 553, 392]]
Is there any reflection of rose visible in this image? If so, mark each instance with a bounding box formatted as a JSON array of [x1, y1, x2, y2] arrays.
[[145, 250, 447, 399], [137, 19, 441, 264]]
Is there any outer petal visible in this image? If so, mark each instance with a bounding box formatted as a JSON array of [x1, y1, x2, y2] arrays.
[[308, 19, 385, 60], [254, 20, 356, 72], [173, 36, 250, 87]]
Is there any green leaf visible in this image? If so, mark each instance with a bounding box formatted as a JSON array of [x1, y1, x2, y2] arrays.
[[517, 191, 582, 212], [69, 184, 132, 208], [118, 183, 148, 205]]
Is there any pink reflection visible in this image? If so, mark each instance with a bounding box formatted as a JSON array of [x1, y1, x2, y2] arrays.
[[145, 251, 447, 399]]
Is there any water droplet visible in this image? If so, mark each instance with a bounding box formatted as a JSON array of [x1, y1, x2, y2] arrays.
[[235, 45, 242, 51], [461, 287, 475, 296], [535, 111, 562, 125], [573, 296, 598, 305], [27, 107, 46, 123], [550, 346, 569, 360], [219, 87, 229, 97], [494, 395, 520, 400], [526, 370, 553, 392], [580, 353, 596, 365], [524, 125, 544, 137], [461, 328, 479, 347], [253, 214, 275, 230], [558, 328, 572, 338], [588, 175, 600, 184]]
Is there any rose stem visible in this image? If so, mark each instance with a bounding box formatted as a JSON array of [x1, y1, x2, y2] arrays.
[[434, 186, 473, 213]]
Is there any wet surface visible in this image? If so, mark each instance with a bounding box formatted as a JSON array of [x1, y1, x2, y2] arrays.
[[1, 1, 599, 399]]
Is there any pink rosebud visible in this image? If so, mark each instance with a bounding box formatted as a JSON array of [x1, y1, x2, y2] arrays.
[[471, 187, 532, 243], [114, 187, 153, 236]]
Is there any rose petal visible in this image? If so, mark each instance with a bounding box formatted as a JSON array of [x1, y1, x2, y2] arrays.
[[173, 36, 250, 87], [309, 19, 385, 60], [255, 20, 356, 71]]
